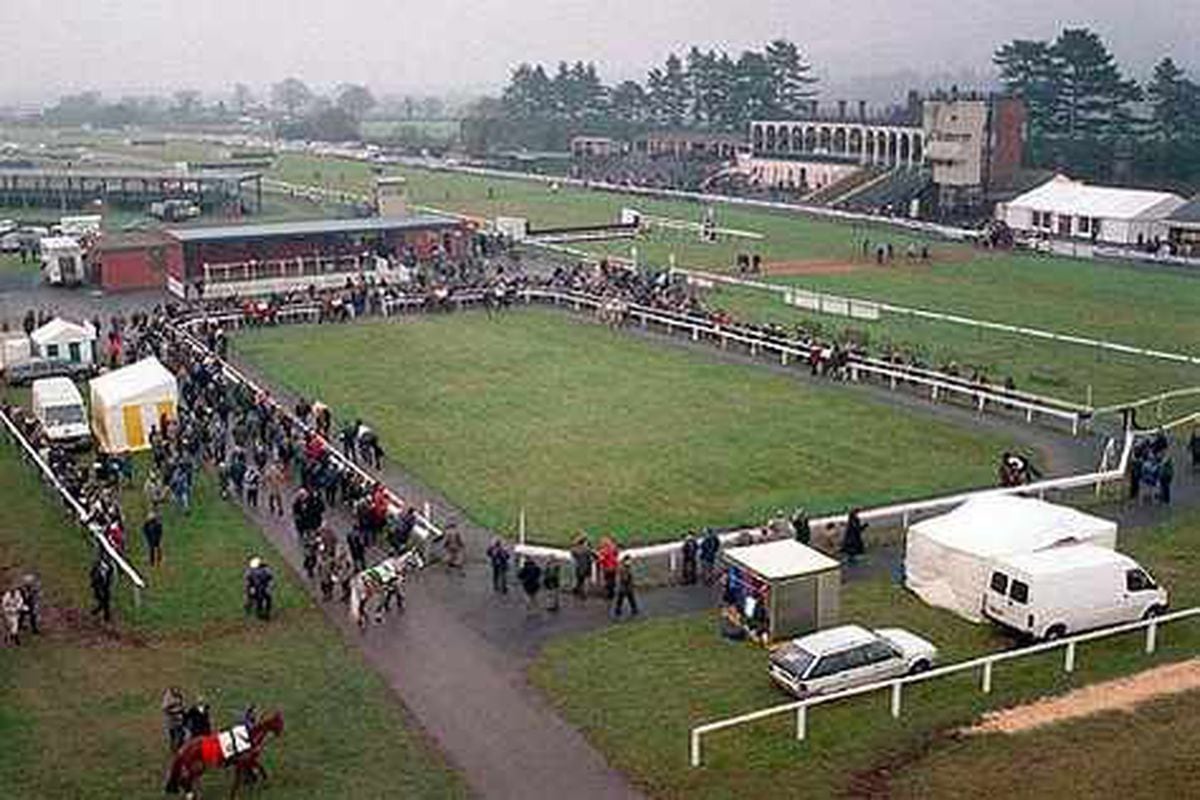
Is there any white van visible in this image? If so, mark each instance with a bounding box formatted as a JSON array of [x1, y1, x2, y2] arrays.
[[31, 377, 90, 447], [983, 544, 1168, 640]]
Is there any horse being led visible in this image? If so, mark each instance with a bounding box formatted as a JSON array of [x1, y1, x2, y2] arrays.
[[349, 550, 424, 630], [164, 710, 284, 799]]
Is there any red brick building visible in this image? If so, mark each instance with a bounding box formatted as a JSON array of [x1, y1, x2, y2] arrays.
[[93, 231, 184, 292]]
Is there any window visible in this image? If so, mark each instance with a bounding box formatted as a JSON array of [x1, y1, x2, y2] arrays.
[[45, 344, 59, 359], [68, 342, 81, 363], [1078, 216, 1091, 234], [809, 651, 854, 678], [1126, 569, 1156, 592], [990, 572, 1009, 594], [1009, 580, 1029, 604], [862, 641, 899, 665]]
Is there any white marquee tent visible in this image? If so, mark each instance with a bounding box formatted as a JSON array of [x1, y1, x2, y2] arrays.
[[999, 175, 1186, 246], [89, 357, 178, 453], [904, 495, 1118, 622]]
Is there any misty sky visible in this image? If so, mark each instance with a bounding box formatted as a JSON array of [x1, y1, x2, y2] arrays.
[[1, 0, 1196, 103]]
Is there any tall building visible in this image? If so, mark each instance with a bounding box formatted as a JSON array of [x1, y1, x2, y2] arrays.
[[923, 95, 1027, 215]]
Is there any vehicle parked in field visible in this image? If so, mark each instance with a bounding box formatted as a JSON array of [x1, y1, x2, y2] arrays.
[[983, 544, 1168, 641], [769, 624, 938, 698], [4, 357, 95, 386], [30, 377, 90, 447]]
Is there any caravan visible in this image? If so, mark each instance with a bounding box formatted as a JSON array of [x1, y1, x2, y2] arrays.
[[39, 236, 86, 286]]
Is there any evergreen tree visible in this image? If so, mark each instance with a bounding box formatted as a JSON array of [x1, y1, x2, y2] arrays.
[[764, 39, 818, 118], [610, 80, 648, 123], [993, 39, 1061, 136], [1050, 28, 1141, 139], [1146, 57, 1197, 140], [660, 53, 691, 128], [732, 51, 776, 128]]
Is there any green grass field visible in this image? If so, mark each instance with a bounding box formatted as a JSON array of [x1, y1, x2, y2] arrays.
[[235, 307, 1015, 545], [530, 507, 1200, 799], [0, 441, 464, 799]]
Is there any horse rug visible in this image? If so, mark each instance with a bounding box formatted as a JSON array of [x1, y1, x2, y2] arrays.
[[199, 725, 252, 766]]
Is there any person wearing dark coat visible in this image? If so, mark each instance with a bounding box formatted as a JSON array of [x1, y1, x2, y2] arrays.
[[1159, 458, 1175, 505], [1129, 455, 1143, 501], [347, 528, 367, 574], [680, 533, 698, 585], [543, 561, 562, 612], [791, 508, 811, 545], [570, 536, 593, 597], [841, 510, 867, 563], [699, 529, 721, 584], [612, 557, 638, 618], [487, 538, 510, 594], [1190, 429, 1200, 472], [517, 558, 542, 611], [143, 511, 164, 567], [90, 556, 114, 623]]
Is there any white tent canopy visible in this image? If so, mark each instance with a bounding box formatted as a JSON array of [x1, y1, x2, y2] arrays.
[[904, 495, 1118, 622], [88, 357, 179, 453], [1000, 175, 1186, 245]]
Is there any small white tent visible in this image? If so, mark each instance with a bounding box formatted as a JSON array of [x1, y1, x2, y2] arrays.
[[88, 357, 179, 453], [30, 317, 96, 366], [904, 495, 1117, 622]]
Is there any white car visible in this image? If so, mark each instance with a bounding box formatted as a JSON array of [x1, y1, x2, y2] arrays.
[[769, 625, 938, 698]]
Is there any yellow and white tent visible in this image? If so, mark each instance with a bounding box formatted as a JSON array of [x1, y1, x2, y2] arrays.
[[89, 357, 179, 452]]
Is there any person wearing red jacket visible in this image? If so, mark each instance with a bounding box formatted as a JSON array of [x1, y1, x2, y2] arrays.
[[596, 537, 619, 601]]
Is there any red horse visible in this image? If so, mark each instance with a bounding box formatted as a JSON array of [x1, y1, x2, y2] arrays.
[[164, 710, 284, 798]]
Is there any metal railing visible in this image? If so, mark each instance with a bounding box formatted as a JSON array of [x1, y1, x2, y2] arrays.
[[0, 406, 146, 596], [689, 605, 1200, 767]]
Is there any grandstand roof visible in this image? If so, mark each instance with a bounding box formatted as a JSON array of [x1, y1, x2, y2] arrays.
[[1166, 197, 1200, 227], [1008, 175, 1186, 221], [167, 215, 460, 244]]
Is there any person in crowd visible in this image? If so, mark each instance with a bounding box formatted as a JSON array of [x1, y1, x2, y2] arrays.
[[791, 507, 811, 546], [596, 537, 620, 601], [347, 525, 367, 574], [1159, 457, 1175, 505], [162, 686, 187, 751], [443, 525, 465, 573], [681, 532, 698, 585], [1129, 453, 1143, 502], [143, 510, 164, 567], [570, 535, 593, 598], [517, 558, 543, 612], [699, 528, 721, 584], [244, 556, 273, 620], [181, 698, 212, 739], [90, 555, 115, 623], [841, 509, 867, 563], [243, 463, 261, 508], [612, 556, 638, 618], [2, 586, 25, 646], [144, 470, 168, 513], [1190, 429, 1200, 473], [264, 459, 285, 517], [487, 538, 510, 595], [17, 573, 40, 636], [543, 559, 562, 612]]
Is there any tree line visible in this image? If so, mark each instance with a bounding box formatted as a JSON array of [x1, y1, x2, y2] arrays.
[[994, 28, 1200, 187], [499, 39, 818, 131]]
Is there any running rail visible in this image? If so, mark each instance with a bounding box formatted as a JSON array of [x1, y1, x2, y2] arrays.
[[0, 406, 147, 593]]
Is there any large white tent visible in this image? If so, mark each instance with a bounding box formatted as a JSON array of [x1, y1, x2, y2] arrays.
[[999, 175, 1186, 246], [904, 495, 1118, 622], [89, 357, 178, 453]]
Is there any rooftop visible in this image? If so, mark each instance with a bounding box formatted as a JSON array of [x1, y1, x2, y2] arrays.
[[1009, 175, 1186, 220], [0, 167, 260, 182], [167, 214, 460, 244], [724, 539, 840, 579], [1167, 196, 1200, 226]]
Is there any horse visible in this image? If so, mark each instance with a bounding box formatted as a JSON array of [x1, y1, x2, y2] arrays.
[[164, 710, 284, 799], [349, 550, 424, 630]]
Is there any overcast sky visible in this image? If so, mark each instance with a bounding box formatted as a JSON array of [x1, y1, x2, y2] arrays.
[[1, 0, 1196, 104]]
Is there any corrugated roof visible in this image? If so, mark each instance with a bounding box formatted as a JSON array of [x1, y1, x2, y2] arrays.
[[1008, 175, 1186, 221], [1166, 196, 1200, 226], [166, 214, 460, 244]]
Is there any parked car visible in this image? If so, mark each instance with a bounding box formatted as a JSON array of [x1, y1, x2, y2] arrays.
[[769, 624, 938, 698], [30, 377, 91, 448], [983, 544, 1168, 641], [4, 357, 95, 386]]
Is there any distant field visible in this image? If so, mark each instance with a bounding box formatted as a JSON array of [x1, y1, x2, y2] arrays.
[[235, 307, 1015, 545], [361, 119, 459, 143], [0, 439, 465, 799]]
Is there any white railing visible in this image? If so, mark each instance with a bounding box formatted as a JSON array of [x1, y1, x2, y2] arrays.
[[0, 406, 147, 596], [689, 605, 1200, 767], [167, 322, 447, 546]]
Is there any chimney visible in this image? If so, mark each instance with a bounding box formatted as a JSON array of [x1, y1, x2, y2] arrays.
[[838, 100, 847, 120], [858, 100, 867, 121]]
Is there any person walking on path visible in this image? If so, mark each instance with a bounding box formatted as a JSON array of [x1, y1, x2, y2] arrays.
[[487, 538, 510, 595], [90, 555, 114, 623], [1190, 429, 1200, 472], [570, 535, 594, 598], [265, 460, 285, 517], [612, 556, 638, 618], [543, 560, 562, 612], [162, 686, 187, 751], [347, 526, 367, 574], [597, 537, 620, 601], [699, 529, 721, 584], [841, 509, 867, 564], [518, 558, 543, 612], [1160, 458, 1175, 505], [143, 511, 164, 567], [2, 587, 25, 645], [681, 533, 698, 585], [18, 573, 40, 636], [443, 526, 466, 573]]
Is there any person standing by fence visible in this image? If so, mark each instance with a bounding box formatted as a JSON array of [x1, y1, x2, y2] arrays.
[[518, 558, 543, 612], [681, 533, 698, 585], [841, 510, 867, 564], [570, 535, 594, 598], [699, 529, 721, 584], [487, 538, 510, 595], [90, 555, 114, 623], [612, 556, 638, 618], [543, 560, 562, 612], [597, 537, 619, 601]]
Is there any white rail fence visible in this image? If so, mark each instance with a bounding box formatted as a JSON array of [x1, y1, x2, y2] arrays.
[[0, 406, 146, 598], [689, 605, 1200, 767], [167, 322, 447, 547]]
